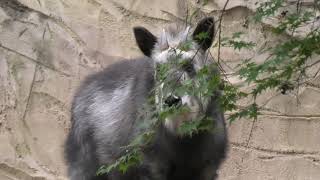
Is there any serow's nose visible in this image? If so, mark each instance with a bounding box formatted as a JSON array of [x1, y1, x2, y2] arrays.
[[164, 95, 182, 107]]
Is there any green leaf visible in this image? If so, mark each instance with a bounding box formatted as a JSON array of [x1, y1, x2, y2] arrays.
[[178, 40, 193, 51], [227, 40, 255, 51], [232, 31, 245, 38], [195, 32, 210, 41], [254, 0, 284, 22], [97, 149, 143, 176], [178, 116, 214, 136]]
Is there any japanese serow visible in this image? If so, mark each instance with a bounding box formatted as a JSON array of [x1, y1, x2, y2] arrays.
[[65, 17, 228, 180]]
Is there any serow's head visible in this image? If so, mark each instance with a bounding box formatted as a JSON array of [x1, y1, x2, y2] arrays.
[[133, 17, 219, 135]]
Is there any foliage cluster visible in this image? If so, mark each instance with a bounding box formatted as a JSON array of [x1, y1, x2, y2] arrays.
[[97, 0, 320, 176]]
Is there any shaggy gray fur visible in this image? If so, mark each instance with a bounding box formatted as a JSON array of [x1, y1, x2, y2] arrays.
[[65, 17, 227, 180]]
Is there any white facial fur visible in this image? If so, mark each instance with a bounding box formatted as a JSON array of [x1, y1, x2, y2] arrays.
[[152, 24, 213, 134], [152, 26, 194, 63]]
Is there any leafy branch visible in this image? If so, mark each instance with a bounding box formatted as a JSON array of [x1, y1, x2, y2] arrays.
[[97, 0, 320, 176]]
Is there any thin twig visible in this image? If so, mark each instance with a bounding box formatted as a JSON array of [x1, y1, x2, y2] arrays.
[[304, 59, 320, 69], [313, 66, 320, 78], [217, 0, 231, 65], [185, 5, 189, 28]]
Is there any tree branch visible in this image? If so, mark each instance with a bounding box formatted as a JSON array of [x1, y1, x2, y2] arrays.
[[217, 0, 230, 64]]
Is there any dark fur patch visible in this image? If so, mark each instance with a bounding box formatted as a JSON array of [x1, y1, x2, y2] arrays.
[[192, 17, 215, 50], [133, 27, 157, 57]]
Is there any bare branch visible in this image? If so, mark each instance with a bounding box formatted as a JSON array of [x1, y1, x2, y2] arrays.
[[217, 0, 231, 64]]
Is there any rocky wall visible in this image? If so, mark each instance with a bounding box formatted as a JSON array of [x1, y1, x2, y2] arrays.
[[0, 0, 319, 179]]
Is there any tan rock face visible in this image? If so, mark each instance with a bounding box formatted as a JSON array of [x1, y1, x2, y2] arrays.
[[0, 0, 319, 179]]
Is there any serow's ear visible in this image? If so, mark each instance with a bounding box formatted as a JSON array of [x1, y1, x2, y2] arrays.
[[192, 17, 215, 50], [133, 27, 157, 57]]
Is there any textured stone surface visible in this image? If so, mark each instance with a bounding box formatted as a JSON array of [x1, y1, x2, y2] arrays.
[[248, 116, 320, 153], [0, 0, 320, 179]]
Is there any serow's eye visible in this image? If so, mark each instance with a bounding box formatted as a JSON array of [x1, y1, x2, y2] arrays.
[[181, 61, 195, 74]]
